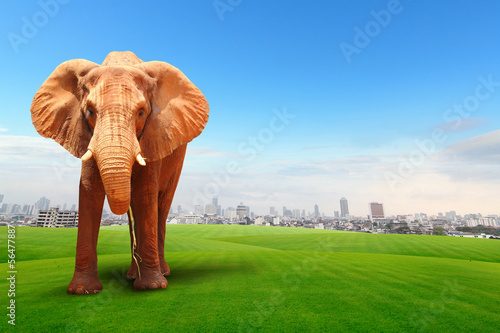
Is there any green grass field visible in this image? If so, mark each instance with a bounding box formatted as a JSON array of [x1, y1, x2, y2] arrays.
[[1, 225, 499, 332]]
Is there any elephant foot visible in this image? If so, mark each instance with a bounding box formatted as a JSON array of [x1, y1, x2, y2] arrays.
[[128, 260, 170, 278], [133, 269, 168, 291], [68, 270, 102, 295], [127, 262, 138, 280], [160, 260, 171, 276]]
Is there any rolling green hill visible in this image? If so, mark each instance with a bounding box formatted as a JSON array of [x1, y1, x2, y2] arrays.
[[1, 225, 499, 332]]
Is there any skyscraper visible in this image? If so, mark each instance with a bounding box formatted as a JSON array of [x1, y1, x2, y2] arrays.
[[236, 202, 248, 219], [369, 202, 384, 219], [205, 204, 217, 215], [340, 197, 349, 218], [35, 196, 51, 215], [0, 194, 4, 204], [282, 206, 292, 217], [212, 197, 221, 215], [314, 204, 320, 218]]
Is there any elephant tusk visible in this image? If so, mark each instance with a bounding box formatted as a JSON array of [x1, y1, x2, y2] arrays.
[[81, 150, 93, 161], [136, 154, 146, 166]]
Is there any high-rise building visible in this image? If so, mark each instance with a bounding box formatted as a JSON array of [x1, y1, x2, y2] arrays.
[[236, 203, 248, 219], [369, 202, 385, 219], [205, 204, 217, 215], [212, 197, 221, 215], [270, 207, 278, 216], [236, 202, 247, 219], [225, 207, 236, 220], [0, 194, 4, 204], [340, 197, 349, 218], [26, 204, 36, 216], [35, 196, 51, 214], [314, 204, 320, 218], [282, 206, 292, 217], [445, 211, 457, 221], [334, 210, 340, 218], [10, 204, 21, 214]]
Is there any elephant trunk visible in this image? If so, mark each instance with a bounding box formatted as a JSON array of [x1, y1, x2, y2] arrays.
[[92, 122, 141, 216]]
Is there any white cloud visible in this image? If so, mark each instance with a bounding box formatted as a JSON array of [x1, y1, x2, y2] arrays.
[[0, 135, 80, 206], [436, 117, 489, 133], [3, 130, 500, 218], [441, 129, 500, 163], [174, 131, 500, 216]]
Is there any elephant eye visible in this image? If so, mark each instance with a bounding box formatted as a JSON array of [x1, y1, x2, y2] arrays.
[[86, 107, 94, 118], [138, 108, 145, 117]]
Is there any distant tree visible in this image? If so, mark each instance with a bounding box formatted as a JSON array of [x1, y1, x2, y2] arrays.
[[457, 226, 499, 236], [433, 227, 446, 236], [394, 226, 411, 234]]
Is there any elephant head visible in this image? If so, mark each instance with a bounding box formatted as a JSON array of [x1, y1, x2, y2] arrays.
[[31, 52, 209, 215]]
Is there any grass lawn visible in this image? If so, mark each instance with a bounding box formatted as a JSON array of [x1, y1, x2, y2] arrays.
[[1, 225, 499, 332]]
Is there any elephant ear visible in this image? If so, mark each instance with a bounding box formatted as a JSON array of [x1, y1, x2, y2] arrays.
[[137, 61, 209, 161], [31, 59, 99, 158]]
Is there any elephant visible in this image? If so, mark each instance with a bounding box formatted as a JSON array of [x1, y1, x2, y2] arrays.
[[30, 51, 209, 293]]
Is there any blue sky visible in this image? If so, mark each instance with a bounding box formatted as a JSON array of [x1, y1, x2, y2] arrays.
[[1, 0, 500, 216]]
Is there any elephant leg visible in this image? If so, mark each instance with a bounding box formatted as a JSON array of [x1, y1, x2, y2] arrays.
[[157, 191, 171, 276], [126, 193, 171, 279], [157, 145, 187, 276], [130, 186, 168, 291], [68, 160, 105, 294]]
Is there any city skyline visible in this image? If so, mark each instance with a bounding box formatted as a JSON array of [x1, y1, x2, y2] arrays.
[[1, 193, 497, 220], [1, 2, 500, 217]]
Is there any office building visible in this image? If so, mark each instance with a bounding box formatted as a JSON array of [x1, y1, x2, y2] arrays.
[[205, 203, 217, 215], [236, 203, 248, 219], [369, 202, 385, 219], [36, 208, 78, 228], [340, 197, 349, 218], [34, 196, 51, 215]]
